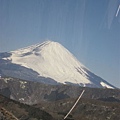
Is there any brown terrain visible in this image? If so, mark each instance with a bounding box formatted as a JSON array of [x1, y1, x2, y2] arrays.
[[0, 77, 120, 120]]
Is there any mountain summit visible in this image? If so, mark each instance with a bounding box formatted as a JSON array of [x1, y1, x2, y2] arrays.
[[0, 41, 115, 88]]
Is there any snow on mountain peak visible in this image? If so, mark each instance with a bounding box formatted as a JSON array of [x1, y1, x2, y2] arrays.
[[11, 40, 53, 53], [4, 40, 114, 88], [9, 40, 91, 85]]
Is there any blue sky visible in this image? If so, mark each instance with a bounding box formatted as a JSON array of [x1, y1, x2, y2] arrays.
[[0, 0, 120, 88]]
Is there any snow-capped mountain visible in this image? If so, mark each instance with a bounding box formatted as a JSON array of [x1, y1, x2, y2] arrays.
[[0, 41, 115, 88]]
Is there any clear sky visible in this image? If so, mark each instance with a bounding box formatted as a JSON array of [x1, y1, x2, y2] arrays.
[[0, 0, 120, 88]]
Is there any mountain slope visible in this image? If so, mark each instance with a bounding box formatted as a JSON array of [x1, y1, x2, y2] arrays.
[[0, 41, 115, 88], [0, 94, 56, 120], [35, 97, 120, 120], [0, 77, 120, 105], [10, 41, 90, 84], [0, 77, 120, 119]]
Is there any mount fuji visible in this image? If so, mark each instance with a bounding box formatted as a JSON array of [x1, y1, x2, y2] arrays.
[[0, 41, 115, 88]]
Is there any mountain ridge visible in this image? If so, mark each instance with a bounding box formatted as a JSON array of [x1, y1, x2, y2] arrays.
[[0, 40, 115, 88]]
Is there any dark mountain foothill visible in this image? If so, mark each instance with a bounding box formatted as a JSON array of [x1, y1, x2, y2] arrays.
[[0, 77, 120, 120], [0, 94, 56, 120]]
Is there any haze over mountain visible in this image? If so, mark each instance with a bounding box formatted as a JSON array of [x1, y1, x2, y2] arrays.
[[0, 41, 115, 88]]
